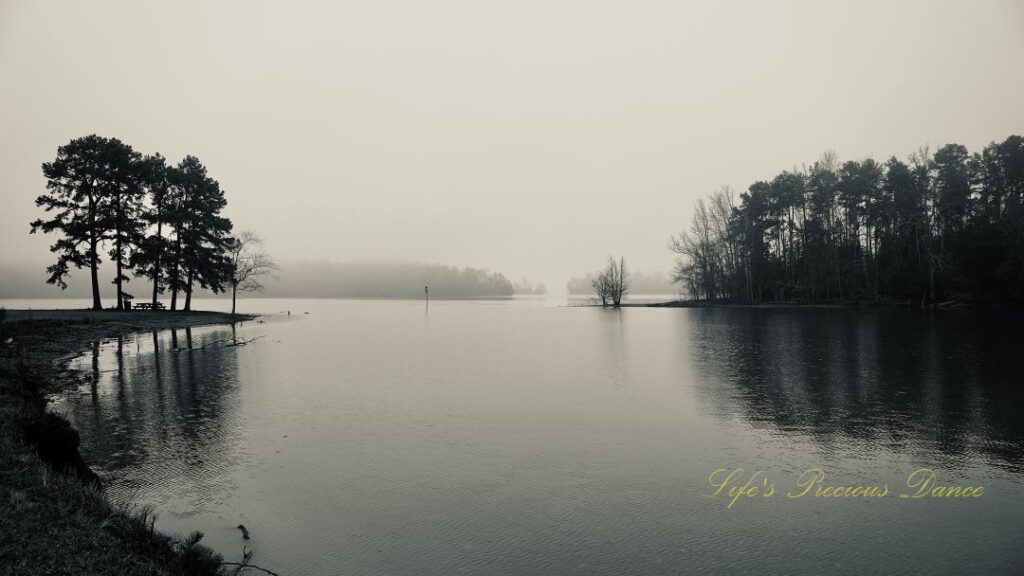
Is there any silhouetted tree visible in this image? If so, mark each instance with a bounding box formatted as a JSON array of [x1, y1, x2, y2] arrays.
[[227, 230, 278, 314], [132, 154, 176, 307], [31, 135, 138, 309], [97, 141, 146, 309], [592, 270, 612, 306], [592, 256, 629, 306], [164, 156, 233, 311]]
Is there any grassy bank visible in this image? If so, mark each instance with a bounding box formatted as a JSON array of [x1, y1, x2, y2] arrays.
[[0, 310, 254, 576]]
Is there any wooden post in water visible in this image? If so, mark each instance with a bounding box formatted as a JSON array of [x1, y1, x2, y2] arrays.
[[425, 285, 429, 306]]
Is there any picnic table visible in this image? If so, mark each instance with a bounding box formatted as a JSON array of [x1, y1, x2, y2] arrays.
[[134, 302, 166, 310]]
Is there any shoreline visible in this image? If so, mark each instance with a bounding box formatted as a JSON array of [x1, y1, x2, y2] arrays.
[[0, 310, 255, 576], [630, 300, 888, 308], [581, 299, 1023, 309], [570, 300, 904, 308]]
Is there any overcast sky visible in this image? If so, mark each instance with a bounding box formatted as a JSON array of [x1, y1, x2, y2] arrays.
[[2, 0, 1023, 292]]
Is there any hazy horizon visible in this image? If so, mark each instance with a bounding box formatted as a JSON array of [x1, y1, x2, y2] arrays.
[[2, 0, 1023, 294], [0, 257, 681, 300]]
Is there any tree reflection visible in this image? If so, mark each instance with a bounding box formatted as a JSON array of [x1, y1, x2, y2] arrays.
[[61, 325, 244, 509], [688, 308, 1024, 470]]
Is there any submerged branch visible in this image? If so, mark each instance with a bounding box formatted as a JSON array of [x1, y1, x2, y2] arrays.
[[221, 562, 281, 576], [225, 335, 265, 347], [173, 335, 265, 352]]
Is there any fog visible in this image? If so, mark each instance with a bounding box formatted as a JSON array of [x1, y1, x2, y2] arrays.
[[2, 0, 1023, 295]]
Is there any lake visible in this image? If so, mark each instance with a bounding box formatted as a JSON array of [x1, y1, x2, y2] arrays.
[[34, 298, 1024, 575]]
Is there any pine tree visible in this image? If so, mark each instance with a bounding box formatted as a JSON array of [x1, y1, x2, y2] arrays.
[[31, 135, 133, 309], [97, 139, 146, 309], [132, 154, 175, 307], [164, 156, 233, 311]]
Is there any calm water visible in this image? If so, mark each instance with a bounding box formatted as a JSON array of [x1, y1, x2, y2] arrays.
[[33, 299, 1024, 575]]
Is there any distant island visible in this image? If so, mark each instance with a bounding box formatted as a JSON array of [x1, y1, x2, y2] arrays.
[[247, 260, 536, 300]]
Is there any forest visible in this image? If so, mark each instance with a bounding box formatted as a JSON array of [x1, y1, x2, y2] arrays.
[[671, 135, 1024, 305]]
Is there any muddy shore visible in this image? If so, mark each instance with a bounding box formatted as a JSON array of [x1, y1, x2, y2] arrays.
[[0, 310, 255, 576]]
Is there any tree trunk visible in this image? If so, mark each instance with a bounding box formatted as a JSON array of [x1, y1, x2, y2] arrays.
[[170, 229, 181, 310], [169, 254, 178, 310], [184, 268, 194, 311], [89, 245, 100, 309], [152, 219, 162, 307], [89, 197, 102, 310], [231, 283, 237, 315], [90, 238, 101, 310], [115, 235, 123, 310]]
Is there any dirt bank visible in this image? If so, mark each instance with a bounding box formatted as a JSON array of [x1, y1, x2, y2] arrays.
[[0, 311, 255, 576]]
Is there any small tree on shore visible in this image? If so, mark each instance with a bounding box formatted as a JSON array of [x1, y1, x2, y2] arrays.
[[592, 256, 630, 306], [592, 270, 611, 306], [227, 230, 278, 314]]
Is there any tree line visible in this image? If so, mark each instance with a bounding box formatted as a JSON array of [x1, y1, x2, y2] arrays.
[[261, 260, 515, 299], [31, 134, 273, 312], [672, 135, 1024, 304]]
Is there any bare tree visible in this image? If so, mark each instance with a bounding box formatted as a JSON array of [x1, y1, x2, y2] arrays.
[[611, 256, 629, 306], [592, 269, 612, 306], [670, 187, 737, 302], [227, 230, 278, 315], [671, 198, 717, 301], [592, 256, 630, 307]]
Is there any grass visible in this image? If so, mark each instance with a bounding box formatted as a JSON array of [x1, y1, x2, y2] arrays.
[[0, 314, 254, 576]]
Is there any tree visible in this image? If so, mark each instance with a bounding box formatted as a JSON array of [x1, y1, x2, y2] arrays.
[[671, 197, 717, 301], [31, 135, 137, 309], [610, 256, 629, 305], [132, 154, 176, 307], [592, 256, 629, 306], [164, 156, 233, 311], [98, 140, 146, 309], [591, 269, 612, 306], [227, 230, 278, 314], [671, 187, 737, 302]]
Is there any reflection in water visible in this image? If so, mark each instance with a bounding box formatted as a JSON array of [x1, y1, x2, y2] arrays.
[[90, 339, 100, 397], [41, 301, 1024, 575], [599, 307, 627, 387], [688, 308, 1024, 470], [56, 325, 245, 513]]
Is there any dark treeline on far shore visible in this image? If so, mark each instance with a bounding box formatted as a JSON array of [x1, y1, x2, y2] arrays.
[[29, 135, 274, 312], [671, 135, 1024, 305]]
